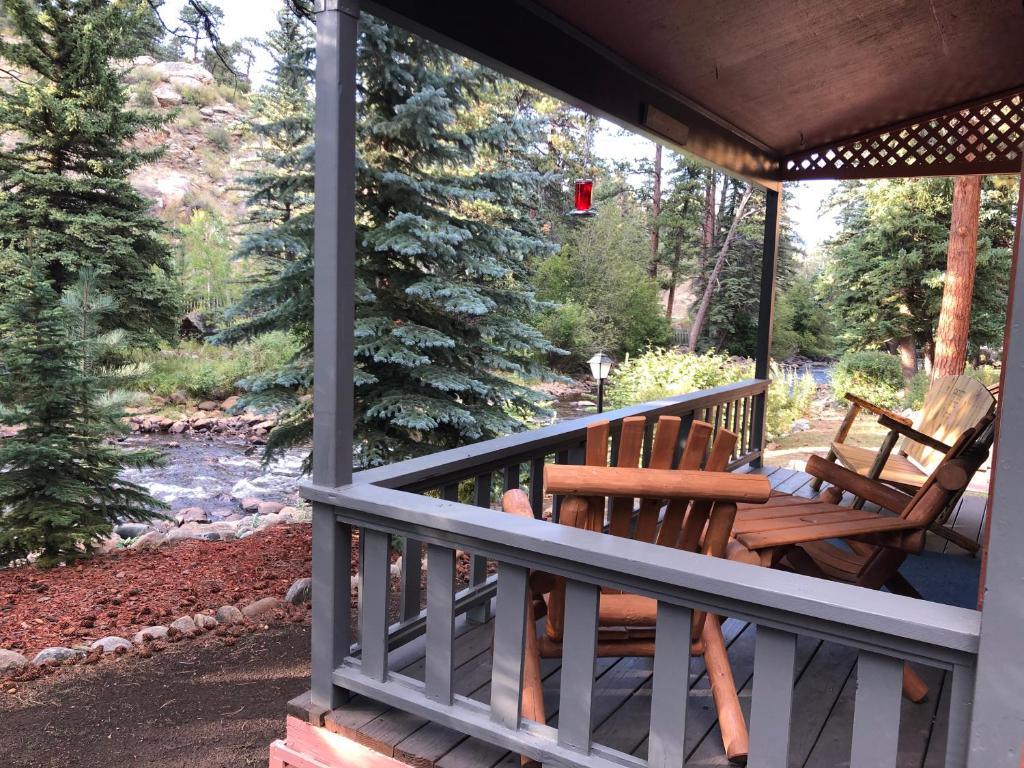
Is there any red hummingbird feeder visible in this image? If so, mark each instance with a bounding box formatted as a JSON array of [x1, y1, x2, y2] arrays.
[[569, 178, 596, 216]]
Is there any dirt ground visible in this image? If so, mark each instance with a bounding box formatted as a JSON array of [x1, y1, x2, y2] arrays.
[[0, 623, 310, 768]]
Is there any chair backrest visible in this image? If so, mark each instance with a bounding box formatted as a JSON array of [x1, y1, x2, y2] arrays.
[[905, 375, 995, 470]]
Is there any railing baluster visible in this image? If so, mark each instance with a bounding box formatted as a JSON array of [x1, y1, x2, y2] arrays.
[[648, 602, 693, 768], [742, 396, 752, 454], [557, 580, 600, 752], [468, 473, 493, 624], [850, 651, 903, 768], [442, 483, 459, 502], [490, 562, 530, 730], [945, 662, 976, 768], [360, 528, 391, 682], [730, 398, 741, 459], [529, 456, 545, 519], [749, 626, 797, 767], [553, 450, 569, 522], [311, 504, 351, 709], [425, 544, 456, 704], [504, 463, 520, 491], [400, 537, 423, 621]]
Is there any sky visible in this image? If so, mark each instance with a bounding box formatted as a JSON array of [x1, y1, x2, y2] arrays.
[[166, 1, 840, 253]]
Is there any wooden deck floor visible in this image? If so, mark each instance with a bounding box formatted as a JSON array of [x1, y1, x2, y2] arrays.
[[327, 466, 987, 768]]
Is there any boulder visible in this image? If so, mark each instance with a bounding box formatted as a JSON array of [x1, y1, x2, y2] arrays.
[[32, 647, 85, 666], [215, 605, 244, 625], [242, 597, 283, 619], [197, 400, 219, 411], [169, 421, 187, 434], [257, 501, 284, 516], [115, 522, 151, 539], [153, 61, 215, 87], [90, 636, 132, 655], [132, 626, 169, 644], [152, 82, 182, 107], [240, 497, 261, 513], [284, 577, 312, 606], [94, 534, 122, 555], [220, 395, 240, 411], [131, 168, 191, 211], [169, 615, 199, 636], [175, 507, 209, 525], [194, 613, 219, 631], [169, 391, 188, 405], [0, 649, 28, 676], [129, 531, 165, 550]]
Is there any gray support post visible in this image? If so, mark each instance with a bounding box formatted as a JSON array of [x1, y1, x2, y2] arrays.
[[557, 580, 600, 753], [967, 171, 1024, 768], [309, 0, 359, 717], [425, 544, 456, 704], [750, 188, 781, 468], [490, 562, 530, 730], [850, 651, 903, 768], [360, 528, 391, 682], [468, 473, 492, 624]]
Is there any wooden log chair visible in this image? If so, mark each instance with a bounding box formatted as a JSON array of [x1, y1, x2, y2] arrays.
[[727, 421, 994, 703], [811, 374, 995, 552], [502, 415, 772, 766]]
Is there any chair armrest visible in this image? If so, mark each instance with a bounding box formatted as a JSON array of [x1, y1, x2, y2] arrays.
[[844, 393, 913, 426], [805, 455, 913, 513], [736, 514, 920, 550], [544, 465, 772, 504], [876, 415, 952, 453]]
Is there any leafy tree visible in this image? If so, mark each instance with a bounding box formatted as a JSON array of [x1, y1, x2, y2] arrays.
[[177, 209, 238, 312], [0, 263, 165, 567], [179, 0, 224, 61], [658, 158, 705, 320], [823, 177, 1014, 367], [536, 198, 671, 365], [0, 0, 179, 348]]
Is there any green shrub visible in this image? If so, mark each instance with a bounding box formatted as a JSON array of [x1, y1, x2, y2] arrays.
[[132, 81, 156, 108], [832, 351, 905, 409], [177, 107, 203, 130], [604, 349, 814, 440], [204, 125, 231, 152], [136, 332, 300, 400], [180, 84, 219, 107]]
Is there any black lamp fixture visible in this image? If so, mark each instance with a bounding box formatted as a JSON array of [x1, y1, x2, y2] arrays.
[[588, 352, 613, 413]]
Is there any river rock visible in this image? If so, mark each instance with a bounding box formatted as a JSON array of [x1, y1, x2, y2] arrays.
[[152, 82, 182, 107], [240, 496, 261, 513], [0, 650, 28, 675], [94, 534, 122, 555], [169, 391, 187, 405], [197, 400, 219, 411], [257, 501, 284, 516], [32, 647, 85, 666], [194, 614, 218, 631], [90, 636, 132, 655], [175, 507, 209, 525], [130, 531, 165, 550], [215, 605, 244, 625], [169, 615, 199, 636], [221, 395, 240, 411], [133, 626, 169, 644], [169, 420, 187, 434], [284, 577, 312, 605], [242, 597, 282, 619], [115, 522, 151, 539]]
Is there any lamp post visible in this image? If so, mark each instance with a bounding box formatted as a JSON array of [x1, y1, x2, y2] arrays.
[[588, 352, 613, 413]]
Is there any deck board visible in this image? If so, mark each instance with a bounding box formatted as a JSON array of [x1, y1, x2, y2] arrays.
[[328, 465, 982, 768]]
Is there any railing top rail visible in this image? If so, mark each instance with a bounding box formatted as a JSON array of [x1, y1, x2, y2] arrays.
[[352, 378, 768, 491], [302, 481, 981, 667]]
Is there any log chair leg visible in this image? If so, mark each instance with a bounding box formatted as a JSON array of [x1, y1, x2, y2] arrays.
[[902, 663, 929, 704], [520, 599, 545, 768], [701, 615, 749, 765]]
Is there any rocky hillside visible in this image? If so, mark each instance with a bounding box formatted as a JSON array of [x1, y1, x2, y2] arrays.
[[122, 57, 253, 225]]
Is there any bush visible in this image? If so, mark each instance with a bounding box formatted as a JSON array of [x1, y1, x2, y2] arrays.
[[177, 107, 203, 130], [132, 81, 156, 108], [204, 125, 231, 152], [180, 84, 219, 107], [832, 351, 905, 409], [136, 332, 300, 400], [604, 349, 814, 440]]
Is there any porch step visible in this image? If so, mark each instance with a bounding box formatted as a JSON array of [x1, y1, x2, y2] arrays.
[[271, 716, 413, 768]]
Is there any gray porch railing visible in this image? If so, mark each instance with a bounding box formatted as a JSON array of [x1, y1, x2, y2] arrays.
[[301, 378, 981, 767]]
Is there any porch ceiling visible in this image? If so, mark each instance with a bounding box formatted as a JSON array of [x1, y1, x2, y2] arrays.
[[364, 0, 1024, 187]]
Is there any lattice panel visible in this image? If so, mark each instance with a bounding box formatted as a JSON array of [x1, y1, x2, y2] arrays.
[[782, 92, 1024, 180]]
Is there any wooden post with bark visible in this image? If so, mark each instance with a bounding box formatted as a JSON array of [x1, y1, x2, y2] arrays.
[[933, 175, 982, 378], [648, 143, 662, 278]]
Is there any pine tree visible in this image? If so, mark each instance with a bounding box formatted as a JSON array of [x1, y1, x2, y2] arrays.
[[0, 261, 165, 567], [223, 11, 557, 468], [0, 0, 179, 347]]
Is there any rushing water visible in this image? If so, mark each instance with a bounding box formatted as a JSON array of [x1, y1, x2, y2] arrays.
[[119, 433, 308, 521]]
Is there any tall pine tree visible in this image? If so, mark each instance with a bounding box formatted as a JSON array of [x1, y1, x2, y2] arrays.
[[0, 261, 165, 566], [0, 0, 179, 346], [224, 10, 557, 468]]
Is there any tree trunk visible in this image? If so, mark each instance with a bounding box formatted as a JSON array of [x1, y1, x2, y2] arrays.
[[896, 336, 917, 380], [666, 244, 681, 319], [688, 185, 753, 351], [933, 175, 982, 378], [700, 171, 717, 274], [648, 144, 663, 278]]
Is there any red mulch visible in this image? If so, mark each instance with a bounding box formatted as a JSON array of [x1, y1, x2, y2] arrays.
[[0, 525, 313, 657]]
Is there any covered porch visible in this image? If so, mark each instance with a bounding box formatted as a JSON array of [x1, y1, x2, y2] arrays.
[[287, 2, 1024, 767]]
